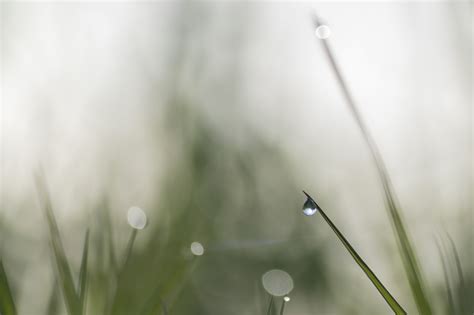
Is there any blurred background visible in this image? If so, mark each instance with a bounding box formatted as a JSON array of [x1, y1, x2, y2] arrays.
[[0, 1, 472, 314]]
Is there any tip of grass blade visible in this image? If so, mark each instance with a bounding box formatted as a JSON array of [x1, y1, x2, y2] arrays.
[[35, 172, 81, 315]]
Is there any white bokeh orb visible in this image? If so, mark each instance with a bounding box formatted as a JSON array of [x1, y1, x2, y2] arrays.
[[190, 241, 205, 256], [261, 269, 294, 296], [284, 296, 291, 302], [127, 206, 147, 230], [315, 24, 331, 39]]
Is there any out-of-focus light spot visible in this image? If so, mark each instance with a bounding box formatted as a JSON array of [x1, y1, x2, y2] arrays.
[[284, 296, 290, 302], [315, 25, 331, 39], [261, 269, 294, 296], [191, 241, 204, 256], [127, 206, 147, 230]]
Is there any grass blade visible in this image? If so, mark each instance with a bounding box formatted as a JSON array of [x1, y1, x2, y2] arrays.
[[445, 233, 466, 314], [46, 280, 61, 315], [122, 229, 138, 268], [266, 295, 274, 315], [0, 260, 17, 315], [279, 298, 287, 315], [303, 191, 406, 314], [435, 239, 456, 315], [313, 15, 432, 314], [35, 174, 81, 315], [78, 229, 90, 314]]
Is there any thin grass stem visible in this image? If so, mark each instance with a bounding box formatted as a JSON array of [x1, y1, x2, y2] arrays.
[[279, 299, 287, 315], [266, 295, 274, 315]]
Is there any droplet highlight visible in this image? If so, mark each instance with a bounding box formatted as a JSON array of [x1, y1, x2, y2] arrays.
[[261, 269, 294, 297], [283, 296, 290, 302], [315, 24, 331, 39], [302, 195, 318, 216], [190, 241, 205, 256], [127, 206, 147, 230]]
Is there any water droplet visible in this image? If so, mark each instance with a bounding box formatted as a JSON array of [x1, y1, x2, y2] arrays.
[[127, 206, 147, 230], [315, 24, 331, 39], [302, 195, 318, 216], [261, 269, 294, 296], [190, 241, 204, 256], [284, 296, 290, 302]]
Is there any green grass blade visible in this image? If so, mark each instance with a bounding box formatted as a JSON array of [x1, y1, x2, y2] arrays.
[[46, 281, 61, 315], [278, 299, 287, 315], [122, 229, 138, 268], [304, 191, 406, 314], [445, 233, 466, 314], [35, 174, 81, 315], [313, 16, 432, 314], [266, 295, 274, 315], [435, 239, 456, 315], [78, 229, 90, 314], [0, 260, 17, 315]]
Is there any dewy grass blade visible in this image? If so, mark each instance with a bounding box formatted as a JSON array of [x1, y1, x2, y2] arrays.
[[312, 15, 432, 314], [35, 173, 81, 315], [303, 191, 406, 314], [0, 260, 17, 315], [78, 229, 90, 314]]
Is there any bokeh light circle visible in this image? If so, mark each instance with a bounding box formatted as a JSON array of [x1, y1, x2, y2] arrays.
[[127, 206, 147, 230], [261, 269, 294, 296], [190, 241, 205, 256]]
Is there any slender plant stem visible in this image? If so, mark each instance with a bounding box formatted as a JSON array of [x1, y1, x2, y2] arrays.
[[445, 233, 466, 314], [435, 239, 456, 315], [303, 191, 406, 314], [279, 299, 287, 315], [313, 15, 432, 314], [123, 229, 138, 268], [266, 295, 274, 315]]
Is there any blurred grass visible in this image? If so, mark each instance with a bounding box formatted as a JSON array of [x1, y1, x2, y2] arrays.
[[0, 260, 17, 315], [36, 173, 81, 315], [0, 5, 471, 315], [314, 15, 432, 314], [78, 229, 90, 314]]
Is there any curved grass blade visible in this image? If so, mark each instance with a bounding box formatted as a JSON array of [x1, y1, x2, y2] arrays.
[[303, 191, 406, 314], [313, 15, 432, 314], [35, 174, 80, 315], [78, 229, 90, 314], [0, 260, 17, 315]]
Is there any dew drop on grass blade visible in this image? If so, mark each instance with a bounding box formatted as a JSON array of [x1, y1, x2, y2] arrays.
[[302, 191, 406, 314]]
